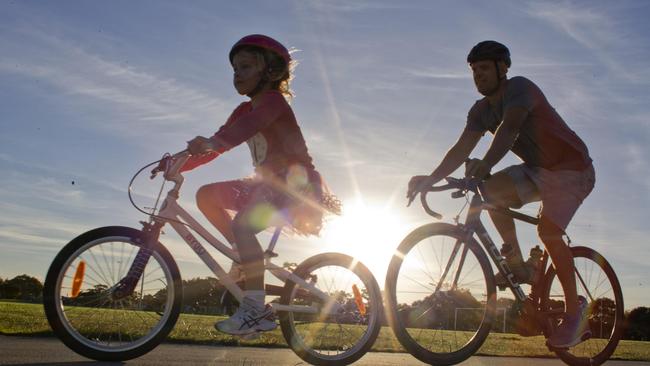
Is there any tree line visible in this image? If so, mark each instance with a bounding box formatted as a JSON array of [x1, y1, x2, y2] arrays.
[[1, 274, 649, 341]]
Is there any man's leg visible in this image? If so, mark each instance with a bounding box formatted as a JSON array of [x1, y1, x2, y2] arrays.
[[533, 165, 594, 348], [538, 217, 578, 314], [483, 170, 544, 285], [484, 172, 524, 257], [541, 212, 591, 348]]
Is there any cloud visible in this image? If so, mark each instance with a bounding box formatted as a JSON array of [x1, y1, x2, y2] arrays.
[[526, 2, 615, 48], [0, 199, 93, 259], [0, 155, 124, 206], [0, 26, 232, 139], [524, 2, 648, 83], [0, 228, 63, 251], [621, 142, 650, 191], [407, 69, 470, 80], [303, 0, 409, 14]]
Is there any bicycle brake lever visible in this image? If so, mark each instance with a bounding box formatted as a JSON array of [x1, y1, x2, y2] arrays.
[[149, 168, 161, 180], [150, 155, 172, 180]]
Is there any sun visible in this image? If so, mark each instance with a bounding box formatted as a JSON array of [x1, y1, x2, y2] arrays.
[[321, 198, 411, 280]]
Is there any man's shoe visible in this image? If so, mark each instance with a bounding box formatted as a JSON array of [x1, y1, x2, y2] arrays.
[[215, 297, 277, 336], [495, 245, 543, 289], [495, 257, 538, 288], [546, 296, 592, 349]]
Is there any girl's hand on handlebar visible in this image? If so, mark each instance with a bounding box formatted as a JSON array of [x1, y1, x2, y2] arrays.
[[187, 136, 216, 155], [150, 155, 172, 179]]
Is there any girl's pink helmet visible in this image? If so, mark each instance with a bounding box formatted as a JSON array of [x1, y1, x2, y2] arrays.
[[229, 34, 291, 65]]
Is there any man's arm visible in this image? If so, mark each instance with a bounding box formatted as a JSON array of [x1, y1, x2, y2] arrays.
[[482, 106, 528, 168], [407, 127, 482, 200], [431, 128, 483, 182], [466, 106, 528, 178]]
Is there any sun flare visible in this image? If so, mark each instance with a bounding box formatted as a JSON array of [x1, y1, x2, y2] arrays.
[[321, 199, 411, 279]]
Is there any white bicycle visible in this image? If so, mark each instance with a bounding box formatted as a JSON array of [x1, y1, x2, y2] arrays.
[[43, 151, 382, 366]]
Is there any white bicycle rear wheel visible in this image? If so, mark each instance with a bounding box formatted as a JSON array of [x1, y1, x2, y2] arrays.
[[279, 253, 382, 366]]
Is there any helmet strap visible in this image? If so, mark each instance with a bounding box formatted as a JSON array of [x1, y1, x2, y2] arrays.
[[486, 60, 506, 96]]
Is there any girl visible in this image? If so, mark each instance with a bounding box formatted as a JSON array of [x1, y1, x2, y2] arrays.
[[181, 34, 339, 335]]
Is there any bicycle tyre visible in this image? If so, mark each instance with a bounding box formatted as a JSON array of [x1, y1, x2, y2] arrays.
[[279, 252, 382, 366], [540, 246, 624, 366], [385, 223, 497, 366], [43, 226, 182, 361]]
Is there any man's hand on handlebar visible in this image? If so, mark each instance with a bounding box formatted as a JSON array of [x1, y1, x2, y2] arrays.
[[407, 175, 439, 206], [464, 158, 491, 180]]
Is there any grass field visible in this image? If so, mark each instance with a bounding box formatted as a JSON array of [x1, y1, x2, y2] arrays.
[[1, 301, 649, 361]]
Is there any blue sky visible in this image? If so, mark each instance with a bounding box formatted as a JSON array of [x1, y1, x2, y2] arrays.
[[1, 1, 649, 309]]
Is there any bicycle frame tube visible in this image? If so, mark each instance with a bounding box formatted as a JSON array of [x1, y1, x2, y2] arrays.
[[473, 220, 527, 301], [158, 198, 244, 301], [264, 261, 330, 313], [156, 193, 333, 314], [450, 245, 469, 291], [466, 193, 529, 301], [482, 201, 601, 304], [433, 239, 464, 294]]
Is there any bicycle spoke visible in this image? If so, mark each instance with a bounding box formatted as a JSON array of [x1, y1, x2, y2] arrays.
[[47, 233, 177, 357], [389, 227, 493, 359], [544, 247, 623, 365], [280, 254, 380, 363], [82, 254, 112, 288]]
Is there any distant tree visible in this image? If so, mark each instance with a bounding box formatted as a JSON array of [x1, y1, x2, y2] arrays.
[[67, 284, 109, 307], [3, 274, 43, 302], [399, 288, 483, 330], [625, 307, 650, 341], [1, 282, 20, 299], [0, 276, 7, 299], [590, 297, 617, 338], [181, 277, 225, 314]]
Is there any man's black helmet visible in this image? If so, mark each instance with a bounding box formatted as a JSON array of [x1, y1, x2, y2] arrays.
[[467, 41, 511, 67]]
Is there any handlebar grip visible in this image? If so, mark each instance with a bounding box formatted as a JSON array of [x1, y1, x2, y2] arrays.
[[420, 192, 442, 219]]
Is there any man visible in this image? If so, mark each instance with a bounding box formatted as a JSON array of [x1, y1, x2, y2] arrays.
[[407, 41, 595, 348]]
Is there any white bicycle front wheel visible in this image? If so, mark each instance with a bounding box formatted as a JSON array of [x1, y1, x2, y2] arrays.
[[43, 226, 182, 361]]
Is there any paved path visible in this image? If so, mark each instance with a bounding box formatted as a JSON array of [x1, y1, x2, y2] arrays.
[[1, 336, 648, 365]]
